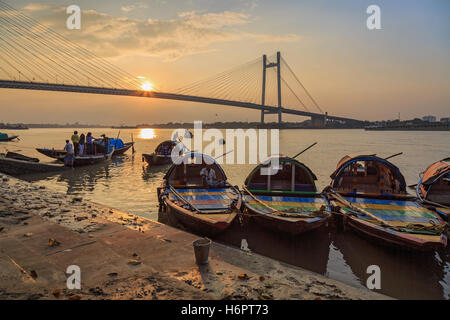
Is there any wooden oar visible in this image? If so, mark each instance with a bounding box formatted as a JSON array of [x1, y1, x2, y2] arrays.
[[292, 142, 317, 159], [384, 152, 403, 160], [215, 149, 233, 160], [327, 188, 393, 227], [168, 185, 202, 214], [113, 130, 121, 150], [242, 186, 313, 217], [420, 198, 450, 210]]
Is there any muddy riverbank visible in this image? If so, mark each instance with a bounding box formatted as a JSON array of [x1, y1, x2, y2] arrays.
[[0, 174, 387, 300]]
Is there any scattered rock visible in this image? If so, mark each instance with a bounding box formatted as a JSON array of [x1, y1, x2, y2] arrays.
[[127, 259, 142, 266], [75, 216, 88, 221], [107, 272, 118, 277], [29, 270, 38, 279], [238, 273, 250, 280], [68, 294, 82, 300], [23, 233, 33, 237], [48, 238, 61, 247], [52, 289, 61, 298], [259, 276, 265, 281]]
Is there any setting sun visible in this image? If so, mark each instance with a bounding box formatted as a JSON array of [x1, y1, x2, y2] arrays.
[[141, 81, 153, 91]]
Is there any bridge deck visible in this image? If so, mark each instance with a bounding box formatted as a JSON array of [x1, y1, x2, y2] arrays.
[[0, 80, 362, 123]]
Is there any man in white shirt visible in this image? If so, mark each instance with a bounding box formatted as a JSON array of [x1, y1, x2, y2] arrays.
[[64, 140, 74, 167], [200, 164, 217, 187]]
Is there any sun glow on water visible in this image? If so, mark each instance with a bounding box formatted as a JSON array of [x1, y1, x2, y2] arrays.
[[139, 128, 156, 139]]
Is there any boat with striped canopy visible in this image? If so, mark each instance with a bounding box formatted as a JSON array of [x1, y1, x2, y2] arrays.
[[326, 153, 447, 251], [242, 156, 331, 236], [416, 158, 450, 220], [157, 152, 241, 236]]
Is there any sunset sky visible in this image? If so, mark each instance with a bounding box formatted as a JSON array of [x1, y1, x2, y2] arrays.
[[0, 0, 449, 124]]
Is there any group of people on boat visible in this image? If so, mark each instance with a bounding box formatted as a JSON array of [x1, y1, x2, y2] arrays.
[[63, 131, 106, 166]]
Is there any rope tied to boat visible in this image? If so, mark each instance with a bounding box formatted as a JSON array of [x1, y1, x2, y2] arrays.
[[390, 219, 448, 235]]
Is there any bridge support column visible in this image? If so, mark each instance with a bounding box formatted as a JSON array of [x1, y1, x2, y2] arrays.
[[261, 54, 267, 124], [277, 51, 282, 124], [260, 52, 282, 124]]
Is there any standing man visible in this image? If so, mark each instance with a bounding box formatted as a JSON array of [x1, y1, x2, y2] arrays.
[[63, 140, 74, 167], [86, 132, 94, 154], [71, 130, 80, 156]]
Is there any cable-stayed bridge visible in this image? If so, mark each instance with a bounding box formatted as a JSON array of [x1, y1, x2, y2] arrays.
[[0, 1, 362, 127]]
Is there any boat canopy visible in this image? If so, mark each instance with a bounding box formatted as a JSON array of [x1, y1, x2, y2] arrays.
[[0, 132, 8, 139], [155, 140, 177, 155], [164, 152, 227, 187], [244, 156, 318, 193], [95, 138, 124, 152], [419, 158, 450, 205], [330, 154, 406, 195]]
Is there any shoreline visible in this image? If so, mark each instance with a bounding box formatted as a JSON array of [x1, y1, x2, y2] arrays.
[[0, 174, 388, 300]]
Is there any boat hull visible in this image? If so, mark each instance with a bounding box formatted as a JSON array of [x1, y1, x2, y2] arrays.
[[243, 194, 331, 236], [142, 153, 172, 166], [36, 143, 132, 160], [113, 142, 133, 155], [56, 150, 113, 167], [0, 135, 18, 142], [330, 195, 447, 251], [159, 187, 240, 237]]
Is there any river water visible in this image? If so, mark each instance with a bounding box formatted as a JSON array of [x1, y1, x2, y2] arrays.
[[1, 127, 449, 299]]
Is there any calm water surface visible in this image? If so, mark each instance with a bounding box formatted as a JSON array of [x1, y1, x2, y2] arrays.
[[2, 128, 449, 299]]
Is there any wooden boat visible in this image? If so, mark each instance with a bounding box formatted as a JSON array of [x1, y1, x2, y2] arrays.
[[326, 153, 447, 251], [5, 151, 39, 163], [55, 147, 114, 167], [36, 148, 66, 159], [157, 152, 241, 236], [416, 158, 450, 220], [142, 140, 178, 166], [36, 141, 133, 159], [0, 155, 68, 176], [94, 140, 134, 155], [242, 156, 331, 236], [0, 132, 18, 141]]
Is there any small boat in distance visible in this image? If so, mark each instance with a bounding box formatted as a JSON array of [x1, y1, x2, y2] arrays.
[[157, 152, 241, 236], [416, 158, 450, 220], [0, 132, 19, 142], [326, 153, 447, 251], [142, 140, 178, 166], [242, 156, 331, 236]]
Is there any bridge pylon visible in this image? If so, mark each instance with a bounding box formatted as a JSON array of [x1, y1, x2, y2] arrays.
[[260, 51, 282, 124]]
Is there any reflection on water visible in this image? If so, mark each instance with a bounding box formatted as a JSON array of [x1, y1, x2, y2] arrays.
[[10, 128, 450, 300]]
